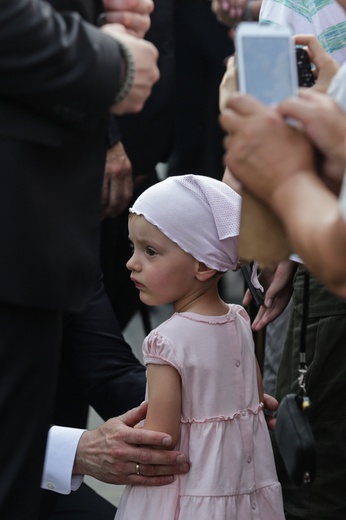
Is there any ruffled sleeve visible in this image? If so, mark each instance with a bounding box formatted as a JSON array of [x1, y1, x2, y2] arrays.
[[232, 305, 255, 350], [143, 331, 181, 374]]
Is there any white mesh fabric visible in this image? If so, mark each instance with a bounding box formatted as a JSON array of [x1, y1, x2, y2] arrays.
[[177, 175, 240, 240], [130, 175, 241, 271]]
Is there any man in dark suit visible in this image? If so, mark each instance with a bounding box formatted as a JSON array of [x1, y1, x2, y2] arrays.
[[0, 1, 159, 518], [39, 275, 146, 520], [100, 0, 176, 330]]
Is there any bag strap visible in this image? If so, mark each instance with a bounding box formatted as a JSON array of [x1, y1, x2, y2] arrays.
[[298, 269, 310, 400]]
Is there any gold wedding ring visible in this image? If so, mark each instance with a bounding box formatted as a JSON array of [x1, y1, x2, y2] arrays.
[[135, 463, 140, 475]]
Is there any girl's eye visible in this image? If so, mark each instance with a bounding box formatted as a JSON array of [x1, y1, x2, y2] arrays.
[[129, 241, 134, 253], [146, 247, 156, 257]]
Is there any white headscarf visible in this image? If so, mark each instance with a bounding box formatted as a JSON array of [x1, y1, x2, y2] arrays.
[[130, 175, 241, 271]]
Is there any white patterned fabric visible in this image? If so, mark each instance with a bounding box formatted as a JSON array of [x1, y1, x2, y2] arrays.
[[259, 0, 346, 64]]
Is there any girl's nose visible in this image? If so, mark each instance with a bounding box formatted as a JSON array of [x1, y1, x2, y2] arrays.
[[126, 256, 133, 271], [126, 253, 140, 272]]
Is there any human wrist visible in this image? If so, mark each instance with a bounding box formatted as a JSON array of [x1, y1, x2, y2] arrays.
[[112, 41, 135, 106], [244, 0, 254, 20], [73, 430, 90, 475], [248, 0, 261, 21], [271, 170, 317, 218]]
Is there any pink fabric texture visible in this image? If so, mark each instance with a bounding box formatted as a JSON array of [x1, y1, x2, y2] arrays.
[[116, 306, 285, 519], [129, 175, 241, 271]]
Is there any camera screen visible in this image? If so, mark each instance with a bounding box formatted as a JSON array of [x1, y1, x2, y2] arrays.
[[242, 36, 297, 105]]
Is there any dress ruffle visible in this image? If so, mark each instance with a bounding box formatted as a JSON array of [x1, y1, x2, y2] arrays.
[[181, 402, 264, 423], [116, 306, 285, 519], [116, 480, 284, 520]]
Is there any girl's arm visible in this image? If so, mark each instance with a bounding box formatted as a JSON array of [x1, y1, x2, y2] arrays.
[[143, 364, 182, 449], [255, 358, 264, 404]]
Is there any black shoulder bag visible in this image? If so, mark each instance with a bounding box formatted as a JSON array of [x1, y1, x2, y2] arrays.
[[274, 270, 316, 486]]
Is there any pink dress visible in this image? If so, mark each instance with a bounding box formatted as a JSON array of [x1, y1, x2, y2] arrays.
[[115, 305, 285, 520]]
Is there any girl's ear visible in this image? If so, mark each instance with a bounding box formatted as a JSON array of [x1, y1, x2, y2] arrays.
[[195, 262, 217, 281]]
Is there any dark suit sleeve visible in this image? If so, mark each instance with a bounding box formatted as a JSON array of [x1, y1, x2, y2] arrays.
[[0, 0, 121, 130], [61, 275, 146, 421], [108, 115, 122, 147]]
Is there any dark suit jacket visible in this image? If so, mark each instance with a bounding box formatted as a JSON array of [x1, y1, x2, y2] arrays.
[[0, 0, 122, 312], [100, 0, 176, 329], [39, 275, 146, 519], [117, 0, 176, 176], [57, 275, 146, 429]]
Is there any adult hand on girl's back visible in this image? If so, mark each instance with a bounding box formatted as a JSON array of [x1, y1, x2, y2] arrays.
[[73, 401, 190, 486]]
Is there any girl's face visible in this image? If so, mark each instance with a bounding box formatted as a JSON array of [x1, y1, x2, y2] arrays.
[[127, 214, 199, 309]]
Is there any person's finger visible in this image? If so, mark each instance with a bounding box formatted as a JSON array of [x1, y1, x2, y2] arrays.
[[278, 94, 315, 122], [104, 0, 154, 15], [101, 22, 126, 34], [125, 474, 176, 486], [105, 12, 151, 38], [120, 404, 188, 450], [251, 305, 269, 330], [135, 445, 188, 465], [119, 401, 149, 428], [265, 415, 277, 431], [278, 89, 333, 126], [263, 394, 279, 431], [242, 287, 253, 307], [125, 457, 189, 478], [219, 56, 238, 111], [220, 94, 277, 137], [115, 444, 189, 481], [223, 92, 267, 115], [251, 303, 284, 330], [293, 34, 334, 69], [294, 34, 323, 56], [263, 393, 279, 412]]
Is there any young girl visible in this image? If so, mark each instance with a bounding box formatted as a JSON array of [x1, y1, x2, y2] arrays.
[[116, 174, 284, 519]]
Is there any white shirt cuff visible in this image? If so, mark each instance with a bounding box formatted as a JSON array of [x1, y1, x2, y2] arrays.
[[41, 426, 85, 494]]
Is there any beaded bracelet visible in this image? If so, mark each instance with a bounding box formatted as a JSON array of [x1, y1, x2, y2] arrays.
[[113, 41, 136, 106]]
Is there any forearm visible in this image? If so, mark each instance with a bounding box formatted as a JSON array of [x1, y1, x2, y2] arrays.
[[63, 274, 146, 420], [250, 0, 262, 20], [272, 171, 346, 296], [0, 0, 121, 128], [143, 364, 181, 448]]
